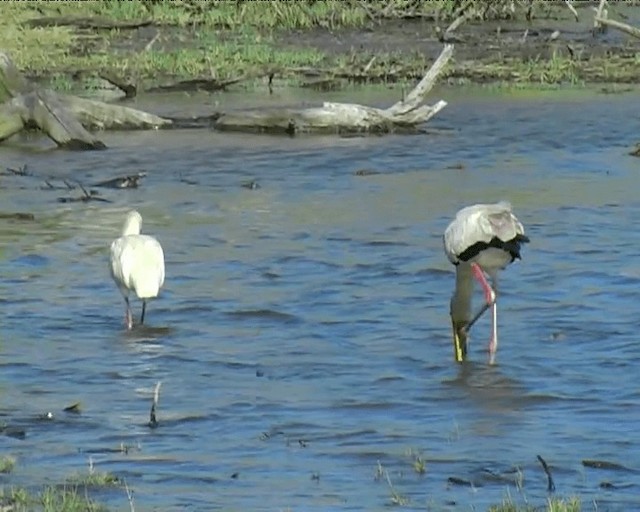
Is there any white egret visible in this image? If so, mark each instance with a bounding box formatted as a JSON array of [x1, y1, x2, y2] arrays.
[[110, 210, 165, 329], [443, 201, 529, 363]]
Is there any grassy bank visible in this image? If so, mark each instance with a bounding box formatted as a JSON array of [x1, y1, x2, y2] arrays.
[[0, 454, 122, 511], [2, 1, 640, 92]]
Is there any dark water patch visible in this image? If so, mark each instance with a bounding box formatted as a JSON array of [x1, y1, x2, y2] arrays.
[[374, 375, 406, 384], [363, 239, 410, 247], [599, 481, 637, 490], [80, 445, 142, 455], [476, 466, 523, 486], [416, 267, 451, 277], [9, 253, 50, 267], [325, 235, 353, 243], [225, 308, 299, 324], [583, 460, 637, 473], [164, 303, 216, 314], [122, 325, 174, 339], [330, 399, 405, 412], [1, 426, 27, 440], [447, 476, 474, 487], [318, 318, 384, 326]]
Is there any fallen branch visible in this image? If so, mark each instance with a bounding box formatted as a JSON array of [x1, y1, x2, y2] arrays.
[[594, 15, 640, 39], [99, 71, 137, 99], [214, 44, 453, 135], [0, 51, 171, 149]]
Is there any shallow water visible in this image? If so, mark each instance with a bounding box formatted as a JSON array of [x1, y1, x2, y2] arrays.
[[1, 86, 640, 511]]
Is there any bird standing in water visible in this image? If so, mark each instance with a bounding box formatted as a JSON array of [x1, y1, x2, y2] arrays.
[[110, 210, 165, 330], [443, 201, 529, 363]]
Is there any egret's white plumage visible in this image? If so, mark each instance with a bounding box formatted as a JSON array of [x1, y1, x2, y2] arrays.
[[110, 210, 165, 329], [443, 201, 529, 363]]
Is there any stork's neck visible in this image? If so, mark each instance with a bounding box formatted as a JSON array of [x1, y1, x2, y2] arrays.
[[450, 264, 473, 324]]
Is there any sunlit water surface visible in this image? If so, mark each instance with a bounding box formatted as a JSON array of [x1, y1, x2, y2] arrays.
[[1, 87, 640, 511]]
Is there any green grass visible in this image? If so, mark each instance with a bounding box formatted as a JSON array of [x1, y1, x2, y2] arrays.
[[2, 1, 640, 91], [65, 470, 121, 488], [489, 496, 581, 512], [0, 485, 109, 512], [0, 456, 16, 474], [0, 461, 120, 511]]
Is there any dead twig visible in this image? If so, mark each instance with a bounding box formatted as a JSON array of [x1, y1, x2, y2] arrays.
[[363, 56, 377, 73], [144, 30, 161, 52], [593, 0, 607, 33], [5, 164, 31, 176], [537, 455, 556, 493], [57, 180, 110, 203], [565, 0, 579, 22], [149, 381, 162, 428], [123, 478, 136, 512]]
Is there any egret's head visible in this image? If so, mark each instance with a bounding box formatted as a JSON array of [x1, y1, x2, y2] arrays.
[[122, 210, 142, 236]]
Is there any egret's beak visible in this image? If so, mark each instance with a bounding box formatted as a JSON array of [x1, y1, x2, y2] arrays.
[[452, 319, 468, 362]]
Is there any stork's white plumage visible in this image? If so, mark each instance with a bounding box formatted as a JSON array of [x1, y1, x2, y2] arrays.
[[110, 210, 165, 330], [443, 201, 529, 363]]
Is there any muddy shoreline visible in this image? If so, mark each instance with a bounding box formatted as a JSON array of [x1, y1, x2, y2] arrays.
[[278, 7, 640, 86], [18, 4, 640, 93]]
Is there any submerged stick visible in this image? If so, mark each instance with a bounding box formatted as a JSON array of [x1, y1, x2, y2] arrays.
[[462, 301, 492, 334], [537, 455, 556, 493], [564, 0, 579, 22], [148, 381, 162, 428], [593, 0, 607, 33]]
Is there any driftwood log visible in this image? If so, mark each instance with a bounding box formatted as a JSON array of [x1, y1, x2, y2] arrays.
[[0, 52, 171, 150], [213, 44, 454, 135]]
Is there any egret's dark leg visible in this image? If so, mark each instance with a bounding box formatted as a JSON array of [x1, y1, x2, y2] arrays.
[[125, 297, 133, 330], [141, 300, 147, 325]]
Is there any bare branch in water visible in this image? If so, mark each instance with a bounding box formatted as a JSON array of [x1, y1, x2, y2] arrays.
[[123, 478, 136, 512], [537, 454, 556, 492], [149, 381, 162, 428]]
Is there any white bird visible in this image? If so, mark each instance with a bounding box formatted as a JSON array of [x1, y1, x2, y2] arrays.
[[443, 201, 529, 363], [109, 210, 165, 330]]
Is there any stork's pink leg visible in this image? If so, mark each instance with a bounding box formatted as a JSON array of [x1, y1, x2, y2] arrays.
[[470, 263, 498, 362], [470, 263, 495, 306], [489, 302, 498, 364]]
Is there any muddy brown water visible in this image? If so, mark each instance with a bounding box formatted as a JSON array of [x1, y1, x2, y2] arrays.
[[1, 86, 640, 511]]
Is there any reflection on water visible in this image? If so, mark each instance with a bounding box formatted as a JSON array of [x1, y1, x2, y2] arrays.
[[2, 87, 640, 510]]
